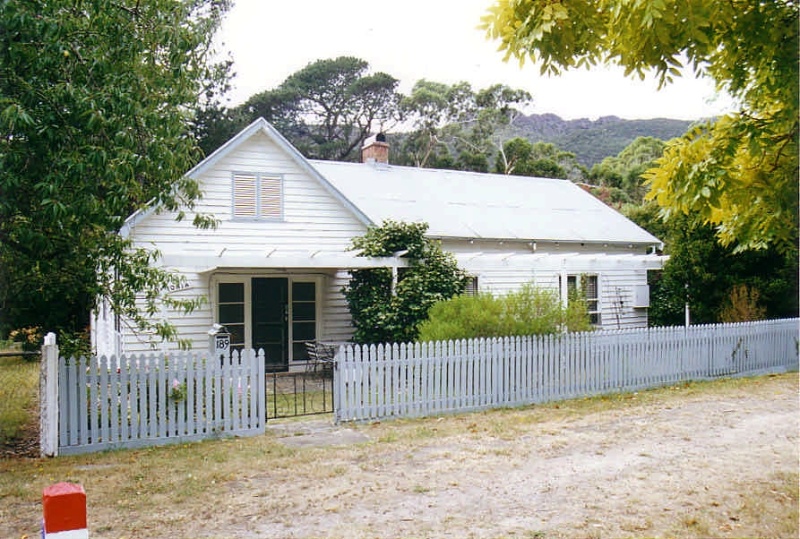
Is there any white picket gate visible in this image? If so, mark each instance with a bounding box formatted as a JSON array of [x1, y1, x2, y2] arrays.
[[333, 318, 799, 423], [41, 346, 266, 456]]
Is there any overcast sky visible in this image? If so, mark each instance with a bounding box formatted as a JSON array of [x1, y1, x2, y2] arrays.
[[218, 0, 735, 121]]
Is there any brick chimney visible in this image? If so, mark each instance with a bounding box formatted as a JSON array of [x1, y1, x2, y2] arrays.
[[361, 133, 389, 164]]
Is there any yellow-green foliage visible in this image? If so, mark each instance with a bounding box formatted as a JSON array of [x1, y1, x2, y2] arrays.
[[482, 0, 798, 255], [418, 284, 592, 342]]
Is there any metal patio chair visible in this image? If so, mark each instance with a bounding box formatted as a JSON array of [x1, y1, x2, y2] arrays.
[[304, 341, 336, 377]]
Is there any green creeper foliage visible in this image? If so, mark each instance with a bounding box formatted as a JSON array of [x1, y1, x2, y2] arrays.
[[342, 221, 469, 344], [418, 284, 592, 342], [482, 0, 799, 255], [0, 0, 229, 345]]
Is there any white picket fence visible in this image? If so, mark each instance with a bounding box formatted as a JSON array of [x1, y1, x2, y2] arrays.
[[41, 344, 266, 456], [333, 318, 799, 423]]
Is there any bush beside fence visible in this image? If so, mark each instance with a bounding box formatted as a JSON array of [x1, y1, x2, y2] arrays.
[[333, 318, 799, 423]]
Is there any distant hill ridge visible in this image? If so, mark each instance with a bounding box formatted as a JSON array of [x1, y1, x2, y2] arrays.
[[507, 113, 696, 167]]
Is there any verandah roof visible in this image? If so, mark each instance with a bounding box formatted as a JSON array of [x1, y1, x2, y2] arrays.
[[454, 252, 668, 271], [156, 250, 408, 273], [156, 250, 665, 274]]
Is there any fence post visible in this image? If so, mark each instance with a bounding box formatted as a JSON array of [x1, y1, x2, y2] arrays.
[[40, 332, 59, 457]]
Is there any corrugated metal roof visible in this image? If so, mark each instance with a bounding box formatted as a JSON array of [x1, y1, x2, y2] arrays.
[[311, 160, 662, 245]]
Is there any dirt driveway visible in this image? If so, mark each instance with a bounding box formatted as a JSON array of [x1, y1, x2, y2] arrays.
[[194, 374, 797, 539], [1, 374, 796, 539]]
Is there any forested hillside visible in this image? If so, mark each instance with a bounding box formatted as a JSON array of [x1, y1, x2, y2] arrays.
[[505, 114, 694, 167]]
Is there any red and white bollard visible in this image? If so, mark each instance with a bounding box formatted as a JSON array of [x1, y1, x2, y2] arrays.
[[42, 482, 88, 538]]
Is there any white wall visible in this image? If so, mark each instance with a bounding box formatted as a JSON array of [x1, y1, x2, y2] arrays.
[[96, 131, 664, 355], [107, 130, 368, 355], [446, 238, 657, 329]]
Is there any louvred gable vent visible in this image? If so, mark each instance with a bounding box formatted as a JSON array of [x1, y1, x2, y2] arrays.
[[260, 176, 282, 218], [234, 175, 257, 217]]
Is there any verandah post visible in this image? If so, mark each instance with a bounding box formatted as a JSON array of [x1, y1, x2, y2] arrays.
[[40, 332, 59, 457]]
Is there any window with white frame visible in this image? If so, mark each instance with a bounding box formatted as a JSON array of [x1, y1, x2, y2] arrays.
[[564, 274, 601, 325], [583, 275, 600, 324], [464, 275, 479, 296], [232, 172, 282, 219], [217, 281, 246, 354]]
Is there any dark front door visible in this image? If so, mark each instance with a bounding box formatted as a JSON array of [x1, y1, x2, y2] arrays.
[[252, 277, 288, 371]]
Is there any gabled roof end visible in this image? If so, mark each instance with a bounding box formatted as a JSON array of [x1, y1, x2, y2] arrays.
[[120, 118, 374, 237]]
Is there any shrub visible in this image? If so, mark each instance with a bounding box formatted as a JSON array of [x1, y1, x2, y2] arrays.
[[8, 326, 42, 355], [418, 283, 592, 342], [719, 284, 767, 322], [416, 293, 504, 342], [58, 328, 92, 359]]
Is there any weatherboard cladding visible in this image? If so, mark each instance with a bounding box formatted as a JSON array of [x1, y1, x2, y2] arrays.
[[106, 118, 662, 354], [120, 118, 372, 239], [125, 130, 368, 258], [452, 258, 651, 329], [113, 125, 372, 354]]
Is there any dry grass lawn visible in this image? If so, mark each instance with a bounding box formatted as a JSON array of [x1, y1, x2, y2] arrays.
[[0, 372, 797, 538]]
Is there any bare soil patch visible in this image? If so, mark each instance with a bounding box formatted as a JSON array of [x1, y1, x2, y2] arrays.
[[204, 374, 799, 538], [1, 374, 796, 539]]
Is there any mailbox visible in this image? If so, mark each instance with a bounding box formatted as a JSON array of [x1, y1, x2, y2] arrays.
[[208, 323, 231, 361]]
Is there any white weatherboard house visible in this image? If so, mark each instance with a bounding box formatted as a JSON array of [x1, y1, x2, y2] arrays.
[[92, 118, 667, 371]]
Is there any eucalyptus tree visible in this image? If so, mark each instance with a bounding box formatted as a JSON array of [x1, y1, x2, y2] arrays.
[[398, 80, 531, 170], [482, 0, 799, 255], [0, 0, 230, 347], [238, 57, 402, 161], [495, 138, 584, 180], [590, 137, 667, 202], [393, 80, 471, 168]]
